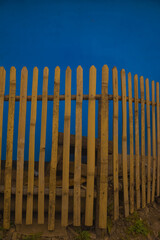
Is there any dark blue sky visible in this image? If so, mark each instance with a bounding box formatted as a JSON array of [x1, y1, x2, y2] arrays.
[[0, 0, 160, 160]]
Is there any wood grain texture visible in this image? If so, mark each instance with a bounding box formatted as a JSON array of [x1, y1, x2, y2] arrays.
[[3, 67, 16, 229], [146, 78, 151, 204], [85, 66, 96, 226], [48, 67, 60, 230], [140, 76, 146, 208], [128, 72, 134, 213], [0, 67, 6, 182], [73, 66, 83, 226], [112, 67, 119, 220], [151, 81, 156, 202], [121, 69, 129, 217], [38, 67, 49, 224], [99, 65, 109, 228], [61, 67, 72, 227], [15, 67, 28, 224], [156, 82, 160, 196], [134, 74, 140, 209], [26, 67, 38, 224]]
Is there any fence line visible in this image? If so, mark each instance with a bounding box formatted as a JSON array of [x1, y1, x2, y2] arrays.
[[0, 65, 160, 232]]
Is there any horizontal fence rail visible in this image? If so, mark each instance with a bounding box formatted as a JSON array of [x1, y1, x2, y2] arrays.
[[0, 65, 160, 232]]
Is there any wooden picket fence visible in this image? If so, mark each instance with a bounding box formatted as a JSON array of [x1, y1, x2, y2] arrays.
[[0, 65, 160, 231]]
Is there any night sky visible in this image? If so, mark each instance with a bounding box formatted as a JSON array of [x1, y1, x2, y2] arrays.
[[0, 0, 160, 160]]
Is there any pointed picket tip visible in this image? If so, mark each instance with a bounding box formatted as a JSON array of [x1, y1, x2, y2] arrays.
[[0, 66, 6, 72], [121, 68, 125, 74], [120, 69, 126, 80], [21, 66, 28, 73], [128, 72, 131, 78], [89, 66, 96, 77], [66, 66, 71, 72], [55, 66, 60, 72], [44, 66, 49, 73], [112, 66, 118, 73], [90, 65, 96, 71], [10, 66, 16, 72], [145, 78, 149, 83], [134, 74, 138, 81], [33, 66, 38, 73], [140, 76, 144, 86], [102, 64, 109, 71], [77, 65, 83, 70]]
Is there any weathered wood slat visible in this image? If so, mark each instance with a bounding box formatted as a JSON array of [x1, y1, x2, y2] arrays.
[[134, 74, 140, 209], [151, 81, 156, 202], [26, 67, 38, 224], [15, 67, 28, 224], [85, 66, 96, 226], [128, 72, 134, 213], [38, 67, 49, 224], [121, 69, 129, 217], [57, 132, 113, 153], [156, 82, 160, 196], [74, 66, 83, 226], [48, 67, 60, 230], [61, 67, 72, 227], [146, 78, 151, 204], [112, 67, 119, 220], [0, 67, 6, 182], [3, 67, 16, 229], [140, 76, 146, 208], [99, 65, 109, 228]]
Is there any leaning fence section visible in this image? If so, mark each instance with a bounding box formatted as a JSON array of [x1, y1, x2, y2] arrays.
[[0, 65, 160, 231]]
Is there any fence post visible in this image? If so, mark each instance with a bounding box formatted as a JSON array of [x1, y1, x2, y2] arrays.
[[134, 74, 140, 209], [48, 66, 60, 230], [128, 72, 134, 213], [140, 76, 146, 208], [38, 67, 49, 224], [15, 67, 28, 224], [26, 67, 38, 225], [151, 81, 156, 202], [146, 78, 151, 204], [74, 66, 83, 226], [0, 67, 6, 183], [121, 69, 129, 217], [61, 67, 72, 227], [112, 67, 119, 220], [156, 82, 160, 196], [85, 66, 96, 226], [3, 67, 16, 229], [99, 65, 109, 228]]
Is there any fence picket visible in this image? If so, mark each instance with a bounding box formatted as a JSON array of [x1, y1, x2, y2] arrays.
[[48, 66, 60, 230], [15, 67, 28, 224], [112, 67, 119, 220], [38, 67, 49, 224], [3, 67, 16, 229], [61, 67, 72, 227], [26, 67, 38, 224], [85, 66, 96, 226], [121, 69, 129, 217], [73, 66, 83, 226], [128, 73, 134, 213], [99, 65, 109, 229], [140, 76, 146, 208], [0, 67, 6, 182], [146, 78, 151, 204], [156, 82, 160, 196], [151, 81, 156, 202], [134, 74, 140, 209]]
